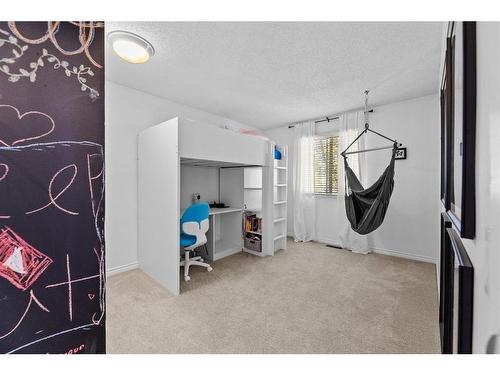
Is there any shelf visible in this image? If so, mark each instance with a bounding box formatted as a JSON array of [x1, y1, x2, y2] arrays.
[[274, 184, 287, 187], [245, 207, 262, 212], [274, 200, 287, 205], [245, 230, 262, 236], [273, 217, 286, 223], [274, 234, 286, 241], [274, 166, 287, 170], [213, 240, 242, 261], [244, 187, 262, 190]]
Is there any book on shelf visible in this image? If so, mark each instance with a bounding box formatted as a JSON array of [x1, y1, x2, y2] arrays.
[[244, 212, 262, 235]]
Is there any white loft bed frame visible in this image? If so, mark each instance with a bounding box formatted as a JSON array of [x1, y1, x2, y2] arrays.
[[179, 118, 269, 167], [138, 117, 287, 296]]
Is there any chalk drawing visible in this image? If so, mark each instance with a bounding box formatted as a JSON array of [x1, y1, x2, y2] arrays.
[[0, 32, 105, 349], [0, 163, 10, 218], [66, 254, 73, 321], [0, 104, 56, 147], [7, 246, 106, 353], [86, 153, 103, 218], [3, 246, 26, 274], [7, 22, 104, 68], [25, 164, 79, 216], [0, 290, 50, 340], [0, 163, 8, 181], [0, 141, 105, 352], [0, 26, 101, 99], [0, 226, 53, 291], [45, 274, 100, 289]]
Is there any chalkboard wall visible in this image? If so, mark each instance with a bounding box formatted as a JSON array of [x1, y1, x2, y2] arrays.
[[0, 22, 105, 354]]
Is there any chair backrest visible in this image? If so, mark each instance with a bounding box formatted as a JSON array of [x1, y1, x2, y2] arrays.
[[180, 202, 210, 247]]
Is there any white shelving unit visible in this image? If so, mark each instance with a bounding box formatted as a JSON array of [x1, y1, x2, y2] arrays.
[[242, 167, 265, 256]]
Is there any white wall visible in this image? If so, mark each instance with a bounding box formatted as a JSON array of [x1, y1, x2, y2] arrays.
[[266, 94, 440, 263], [180, 166, 219, 210], [105, 81, 253, 273]]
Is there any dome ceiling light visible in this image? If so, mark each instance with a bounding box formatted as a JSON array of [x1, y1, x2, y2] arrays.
[[108, 31, 155, 64]]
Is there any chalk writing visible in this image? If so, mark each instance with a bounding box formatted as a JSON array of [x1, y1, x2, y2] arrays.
[[25, 164, 79, 216], [65, 343, 85, 354], [86, 153, 103, 218]]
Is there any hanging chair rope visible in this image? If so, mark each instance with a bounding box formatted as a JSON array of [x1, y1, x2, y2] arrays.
[[364, 90, 369, 126]]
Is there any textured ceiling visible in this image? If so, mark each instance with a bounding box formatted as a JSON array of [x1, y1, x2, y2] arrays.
[[106, 22, 442, 129]]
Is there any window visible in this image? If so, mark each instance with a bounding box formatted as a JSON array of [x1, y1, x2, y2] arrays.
[[313, 135, 339, 195]]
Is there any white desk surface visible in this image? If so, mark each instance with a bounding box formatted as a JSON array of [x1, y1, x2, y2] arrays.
[[180, 206, 243, 215], [209, 207, 243, 215]]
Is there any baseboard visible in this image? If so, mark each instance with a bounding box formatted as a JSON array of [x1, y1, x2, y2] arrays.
[[370, 247, 436, 264], [106, 261, 139, 277], [315, 237, 437, 264], [315, 237, 343, 248]]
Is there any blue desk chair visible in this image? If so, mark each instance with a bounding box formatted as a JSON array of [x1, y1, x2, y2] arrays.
[[180, 202, 213, 282]]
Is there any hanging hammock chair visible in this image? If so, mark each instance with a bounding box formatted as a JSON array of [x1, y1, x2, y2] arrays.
[[343, 142, 397, 235], [341, 91, 400, 235]]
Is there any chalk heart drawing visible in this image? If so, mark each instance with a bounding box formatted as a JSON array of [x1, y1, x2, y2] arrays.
[[0, 104, 55, 147], [87, 294, 95, 300]]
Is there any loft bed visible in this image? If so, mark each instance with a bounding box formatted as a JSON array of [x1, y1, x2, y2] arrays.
[[138, 117, 282, 296], [178, 118, 270, 167]]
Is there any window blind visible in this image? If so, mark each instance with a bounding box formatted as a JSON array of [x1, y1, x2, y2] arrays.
[[313, 136, 339, 195]]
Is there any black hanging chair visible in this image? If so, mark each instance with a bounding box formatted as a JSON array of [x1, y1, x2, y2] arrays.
[[340, 91, 401, 235]]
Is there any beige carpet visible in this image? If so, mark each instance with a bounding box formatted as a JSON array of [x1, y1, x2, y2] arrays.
[[106, 240, 440, 353]]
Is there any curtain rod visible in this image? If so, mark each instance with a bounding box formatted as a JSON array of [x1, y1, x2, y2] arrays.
[[288, 109, 374, 129]]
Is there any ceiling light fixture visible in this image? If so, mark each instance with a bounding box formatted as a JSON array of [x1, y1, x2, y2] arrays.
[[108, 31, 155, 64]]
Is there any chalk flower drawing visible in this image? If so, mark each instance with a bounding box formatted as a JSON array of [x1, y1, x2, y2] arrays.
[[0, 28, 99, 99]]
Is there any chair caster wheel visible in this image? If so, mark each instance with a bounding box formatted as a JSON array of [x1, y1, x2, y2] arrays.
[[184, 276, 191, 282], [207, 267, 213, 272]]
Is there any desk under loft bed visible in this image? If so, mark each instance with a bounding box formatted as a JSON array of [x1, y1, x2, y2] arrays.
[[138, 117, 288, 295]]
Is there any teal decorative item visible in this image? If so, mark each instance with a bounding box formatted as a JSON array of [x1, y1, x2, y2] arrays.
[[274, 147, 282, 160]]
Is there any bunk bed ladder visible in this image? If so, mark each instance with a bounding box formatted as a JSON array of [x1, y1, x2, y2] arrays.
[[259, 142, 288, 256]]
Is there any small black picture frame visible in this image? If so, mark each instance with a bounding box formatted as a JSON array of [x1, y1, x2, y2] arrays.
[[395, 147, 407, 160]]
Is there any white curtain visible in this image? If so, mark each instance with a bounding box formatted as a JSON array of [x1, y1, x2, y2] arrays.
[[292, 121, 316, 242], [336, 111, 370, 254]]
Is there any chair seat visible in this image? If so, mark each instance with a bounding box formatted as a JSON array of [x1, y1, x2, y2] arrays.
[[180, 233, 196, 247]]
